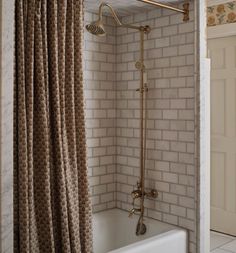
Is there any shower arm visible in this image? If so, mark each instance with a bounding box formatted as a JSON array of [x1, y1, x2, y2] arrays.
[[98, 3, 144, 31]]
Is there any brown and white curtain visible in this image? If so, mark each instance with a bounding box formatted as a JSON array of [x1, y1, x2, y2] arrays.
[[14, 1, 93, 252]]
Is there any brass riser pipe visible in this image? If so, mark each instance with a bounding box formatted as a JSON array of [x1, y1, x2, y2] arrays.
[[136, 27, 148, 235], [140, 29, 145, 222]]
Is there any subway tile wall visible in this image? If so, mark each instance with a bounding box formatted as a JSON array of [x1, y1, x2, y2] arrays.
[[84, 2, 197, 252], [116, 4, 196, 253], [84, 13, 117, 212]]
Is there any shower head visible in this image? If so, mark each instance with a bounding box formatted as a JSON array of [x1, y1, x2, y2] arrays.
[[85, 3, 118, 37], [85, 3, 142, 37], [86, 20, 106, 36]]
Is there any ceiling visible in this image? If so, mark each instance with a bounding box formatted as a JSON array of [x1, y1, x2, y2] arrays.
[[84, 0, 181, 16]]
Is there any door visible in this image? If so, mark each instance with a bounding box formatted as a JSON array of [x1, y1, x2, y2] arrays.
[[209, 35, 236, 236]]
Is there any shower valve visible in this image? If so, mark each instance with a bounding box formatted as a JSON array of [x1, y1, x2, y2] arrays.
[[136, 87, 148, 93], [145, 189, 158, 199], [135, 61, 145, 70], [131, 189, 142, 199], [128, 208, 141, 217]]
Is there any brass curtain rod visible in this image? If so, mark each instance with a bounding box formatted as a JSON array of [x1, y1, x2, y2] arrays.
[[137, 0, 190, 21]]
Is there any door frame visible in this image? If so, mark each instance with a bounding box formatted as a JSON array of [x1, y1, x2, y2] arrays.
[[208, 23, 236, 39], [195, 0, 210, 252], [206, 8, 236, 247]]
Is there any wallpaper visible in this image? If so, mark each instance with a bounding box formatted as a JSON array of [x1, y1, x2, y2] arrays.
[[207, 1, 236, 26]]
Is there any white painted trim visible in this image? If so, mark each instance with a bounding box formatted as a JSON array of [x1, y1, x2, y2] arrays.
[[207, 0, 233, 7], [200, 58, 211, 253], [208, 23, 236, 39]]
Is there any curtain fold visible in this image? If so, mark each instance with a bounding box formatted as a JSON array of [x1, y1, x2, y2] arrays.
[[14, 1, 93, 252]]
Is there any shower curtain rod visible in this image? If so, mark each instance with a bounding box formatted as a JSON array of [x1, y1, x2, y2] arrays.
[[137, 0, 189, 21]]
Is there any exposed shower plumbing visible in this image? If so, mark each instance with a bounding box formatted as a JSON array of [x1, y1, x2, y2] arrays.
[[127, 25, 159, 236], [86, 1, 189, 237], [85, 2, 157, 236]]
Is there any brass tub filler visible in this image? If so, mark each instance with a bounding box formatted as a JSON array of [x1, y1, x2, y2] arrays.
[[86, 0, 189, 236]]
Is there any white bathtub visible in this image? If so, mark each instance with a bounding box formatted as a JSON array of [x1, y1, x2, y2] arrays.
[[93, 209, 187, 253]]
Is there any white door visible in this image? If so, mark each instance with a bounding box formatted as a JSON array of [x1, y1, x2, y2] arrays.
[[209, 35, 236, 236]]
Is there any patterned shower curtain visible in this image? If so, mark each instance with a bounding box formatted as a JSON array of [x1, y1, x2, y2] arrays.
[[14, 0, 93, 252]]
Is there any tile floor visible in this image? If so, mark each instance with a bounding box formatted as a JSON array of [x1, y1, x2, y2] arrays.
[[211, 231, 236, 252]]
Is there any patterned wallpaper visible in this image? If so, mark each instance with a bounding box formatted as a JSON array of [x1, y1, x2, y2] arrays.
[[207, 1, 236, 26]]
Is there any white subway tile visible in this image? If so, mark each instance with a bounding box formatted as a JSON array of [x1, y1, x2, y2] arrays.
[[163, 172, 178, 183], [163, 213, 178, 225], [155, 16, 170, 27], [171, 205, 186, 217], [170, 184, 186, 195], [163, 25, 178, 36]]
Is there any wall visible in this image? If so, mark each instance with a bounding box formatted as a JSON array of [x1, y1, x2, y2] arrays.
[[207, 1, 236, 26], [0, 0, 14, 252], [84, 2, 198, 252], [115, 3, 197, 253], [207, 1, 236, 39], [84, 12, 117, 212]]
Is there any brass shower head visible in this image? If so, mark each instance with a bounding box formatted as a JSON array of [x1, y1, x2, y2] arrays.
[[86, 20, 106, 36], [85, 3, 120, 37], [85, 2, 142, 37]]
